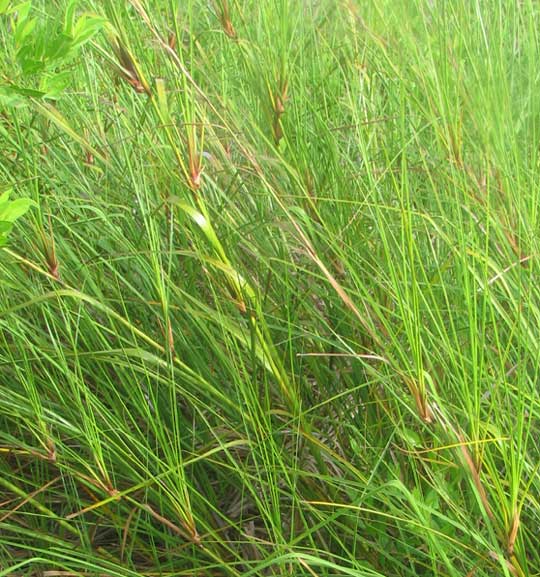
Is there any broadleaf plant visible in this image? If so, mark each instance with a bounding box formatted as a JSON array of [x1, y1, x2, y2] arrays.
[[0, 189, 35, 247], [0, 0, 107, 105]]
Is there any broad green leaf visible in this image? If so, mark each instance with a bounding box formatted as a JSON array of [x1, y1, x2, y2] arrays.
[[16, 44, 45, 74], [401, 427, 422, 447], [64, 0, 78, 36], [41, 70, 71, 97], [0, 197, 35, 222], [0, 189, 35, 247], [13, 14, 35, 45], [44, 32, 72, 61], [0, 189, 12, 207], [0, 0, 11, 14], [1, 84, 46, 98], [8, 0, 31, 20], [71, 14, 107, 49]]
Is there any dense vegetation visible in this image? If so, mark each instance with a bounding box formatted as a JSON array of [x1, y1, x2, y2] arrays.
[[1, 1, 539, 575]]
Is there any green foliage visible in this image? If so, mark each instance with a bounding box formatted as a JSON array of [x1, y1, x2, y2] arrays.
[[1, 1, 539, 576], [0, 0, 107, 104], [0, 189, 34, 246]]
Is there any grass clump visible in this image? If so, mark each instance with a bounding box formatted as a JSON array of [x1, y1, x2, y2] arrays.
[[1, 1, 539, 575]]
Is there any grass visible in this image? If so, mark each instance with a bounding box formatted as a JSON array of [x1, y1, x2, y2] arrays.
[[1, 0, 540, 575]]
